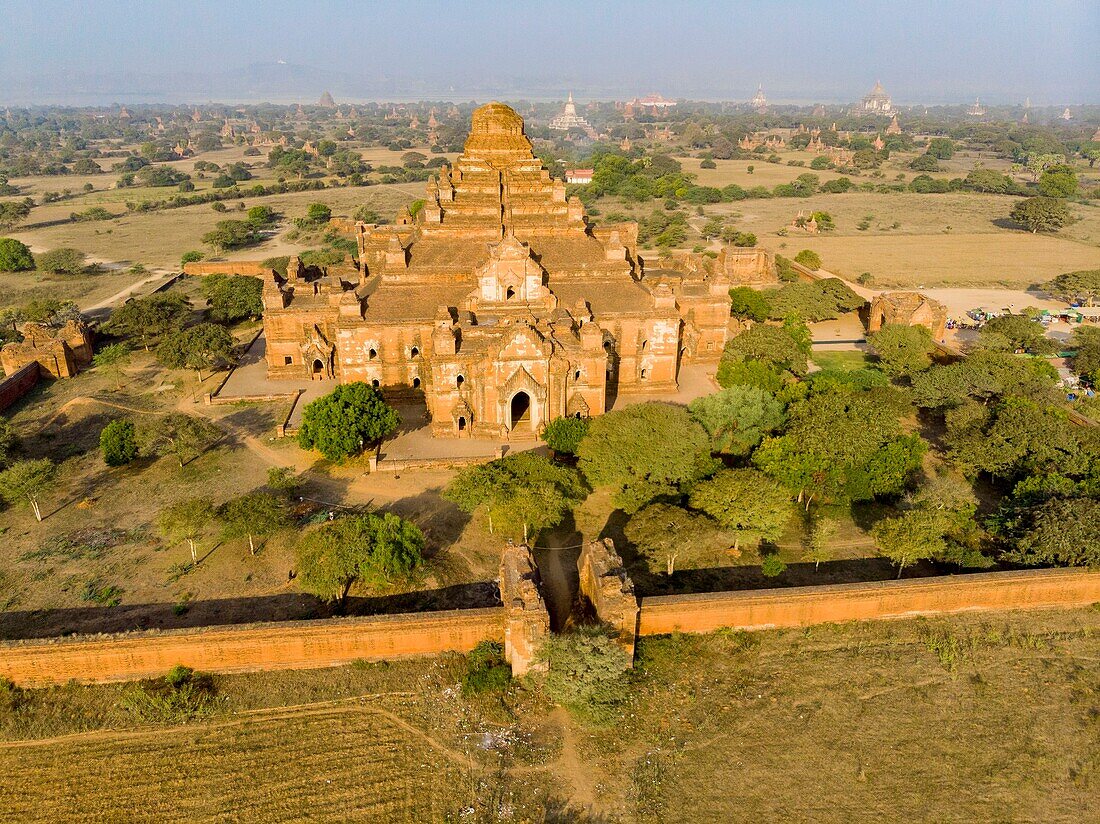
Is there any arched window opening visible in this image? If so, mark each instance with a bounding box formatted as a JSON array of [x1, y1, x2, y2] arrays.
[[505, 286, 515, 300], [412, 377, 421, 389], [371, 379, 380, 388], [312, 359, 325, 375], [410, 346, 420, 358], [603, 340, 612, 352], [640, 368, 648, 380], [368, 348, 377, 360], [456, 374, 465, 388], [574, 369, 581, 381], [458, 416, 467, 431], [641, 339, 648, 350]]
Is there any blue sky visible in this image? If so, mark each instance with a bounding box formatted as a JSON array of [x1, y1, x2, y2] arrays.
[[0, 0, 1096, 104]]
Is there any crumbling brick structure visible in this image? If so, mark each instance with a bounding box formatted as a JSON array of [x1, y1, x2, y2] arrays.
[[868, 291, 948, 339], [498, 543, 550, 676], [1, 320, 93, 379], [577, 538, 639, 663]]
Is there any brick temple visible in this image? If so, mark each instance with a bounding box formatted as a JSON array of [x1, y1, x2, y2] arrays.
[[261, 102, 748, 438]]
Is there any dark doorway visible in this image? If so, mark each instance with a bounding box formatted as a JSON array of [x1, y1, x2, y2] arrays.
[[458, 416, 466, 431], [510, 391, 531, 429], [312, 358, 325, 377]]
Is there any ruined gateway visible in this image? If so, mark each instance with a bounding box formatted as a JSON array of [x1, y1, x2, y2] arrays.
[[262, 102, 758, 437]]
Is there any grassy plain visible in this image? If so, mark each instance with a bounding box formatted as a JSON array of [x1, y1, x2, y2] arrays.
[[0, 606, 1096, 822]]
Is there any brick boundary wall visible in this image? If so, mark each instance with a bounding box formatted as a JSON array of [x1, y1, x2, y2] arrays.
[[0, 362, 40, 412], [637, 569, 1100, 637], [0, 608, 505, 687], [183, 262, 271, 278]]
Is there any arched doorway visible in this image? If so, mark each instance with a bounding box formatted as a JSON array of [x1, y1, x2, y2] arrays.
[[509, 391, 531, 430], [312, 358, 325, 378]]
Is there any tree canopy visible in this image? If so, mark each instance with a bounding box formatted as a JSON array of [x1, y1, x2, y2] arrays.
[[1009, 196, 1072, 233], [218, 492, 289, 555], [296, 512, 423, 605], [624, 502, 733, 575], [0, 458, 57, 522], [156, 322, 237, 379], [687, 468, 793, 547], [107, 293, 193, 350], [1043, 269, 1100, 307], [577, 403, 714, 512], [202, 274, 263, 323], [445, 452, 585, 542], [688, 386, 785, 455], [0, 238, 34, 272], [297, 382, 400, 461], [159, 497, 216, 563], [541, 416, 589, 456], [867, 324, 935, 378]]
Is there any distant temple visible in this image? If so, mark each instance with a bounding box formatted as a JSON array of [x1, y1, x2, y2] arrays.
[[317, 91, 336, 108], [885, 114, 902, 135], [967, 98, 986, 117], [854, 81, 894, 116], [751, 85, 768, 112], [258, 104, 747, 438], [1061, 108, 1072, 121], [548, 93, 593, 134]]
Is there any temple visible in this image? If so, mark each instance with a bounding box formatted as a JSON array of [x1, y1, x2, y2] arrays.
[[260, 103, 739, 438], [854, 81, 894, 116], [548, 93, 594, 135]]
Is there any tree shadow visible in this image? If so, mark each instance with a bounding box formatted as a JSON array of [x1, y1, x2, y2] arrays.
[[383, 487, 472, 559]]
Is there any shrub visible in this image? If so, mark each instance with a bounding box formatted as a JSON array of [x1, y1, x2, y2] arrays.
[[760, 553, 787, 577], [542, 416, 590, 455], [537, 627, 631, 723], [793, 249, 822, 270], [121, 665, 217, 723], [34, 247, 86, 275], [180, 250, 204, 266], [100, 419, 137, 466], [461, 641, 512, 696], [306, 202, 332, 223]]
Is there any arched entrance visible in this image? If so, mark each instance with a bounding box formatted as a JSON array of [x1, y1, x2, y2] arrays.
[[509, 391, 531, 430], [312, 358, 325, 379]]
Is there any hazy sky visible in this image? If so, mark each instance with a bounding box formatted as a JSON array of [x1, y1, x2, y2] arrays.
[[0, 0, 1096, 104]]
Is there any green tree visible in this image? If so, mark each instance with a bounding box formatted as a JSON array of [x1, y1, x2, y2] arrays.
[[92, 342, 131, 389], [718, 321, 810, 381], [296, 512, 424, 605], [754, 386, 926, 506], [156, 322, 236, 380], [218, 492, 289, 555], [908, 154, 940, 172], [137, 413, 221, 468], [867, 324, 935, 378], [298, 382, 400, 461], [180, 250, 204, 266], [34, 248, 86, 275], [688, 468, 792, 551], [306, 203, 332, 223], [0, 458, 57, 522], [624, 502, 733, 575], [1037, 164, 1078, 198], [926, 138, 955, 159], [202, 274, 263, 323], [793, 249, 822, 270], [977, 314, 1057, 356], [159, 498, 216, 564], [803, 516, 839, 569], [577, 403, 714, 512], [246, 205, 276, 226], [542, 416, 589, 456], [99, 419, 137, 467], [266, 466, 302, 496], [1003, 497, 1100, 568], [1043, 269, 1100, 307], [1009, 196, 1072, 233], [0, 201, 31, 231], [201, 219, 258, 253], [871, 510, 947, 577], [107, 293, 193, 350], [688, 386, 785, 455], [910, 351, 1059, 409], [536, 626, 631, 723], [0, 238, 34, 272], [1069, 326, 1100, 382], [445, 452, 585, 542], [727, 286, 771, 321]]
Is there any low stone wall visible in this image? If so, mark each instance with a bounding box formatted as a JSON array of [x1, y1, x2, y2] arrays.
[[183, 262, 271, 278], [0, 362, 40, 412], [637, 569, 1100, 637], [577, 538, 639, 661], [0, 608, 505, 687]]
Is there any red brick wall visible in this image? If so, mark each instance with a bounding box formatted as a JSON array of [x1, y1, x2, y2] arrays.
[[0, 362, 39, 412]]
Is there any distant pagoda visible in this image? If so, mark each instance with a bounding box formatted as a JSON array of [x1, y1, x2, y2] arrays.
[[317, 91, 336, 108], [855, 80, 894, 116], [885, 114, 902, 135], [967, 98, 986, 117], [548, 93, 593, 133], [751, 85, 767, 112]]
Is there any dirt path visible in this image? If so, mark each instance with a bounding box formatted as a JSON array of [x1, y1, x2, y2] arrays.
[[550, 707, 599, 810], [81, 269, 174, 313]]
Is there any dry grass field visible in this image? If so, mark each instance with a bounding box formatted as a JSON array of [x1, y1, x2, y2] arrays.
[[0, 606, 1096, 822]]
